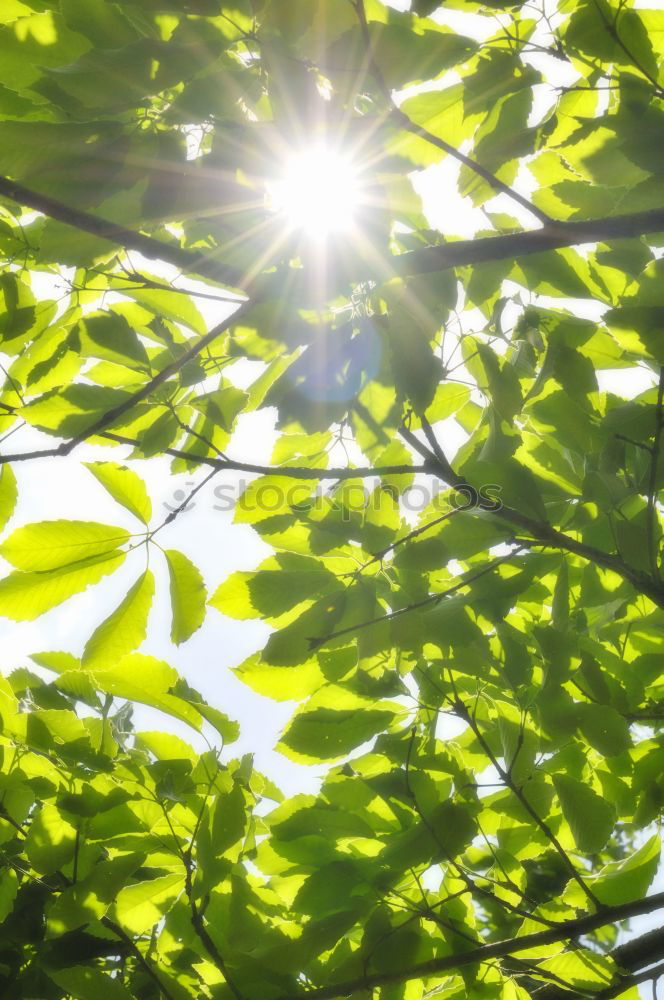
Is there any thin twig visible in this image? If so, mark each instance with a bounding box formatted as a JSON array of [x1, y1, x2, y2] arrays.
[[351, 0, 552, 225], [590, 0, 664, 97], [453, 699, 601, 909], [101, 917, 177, 1000], [0, 300, 253, 465], [310, 549, 521, 648], [99, 431, 428, 480]]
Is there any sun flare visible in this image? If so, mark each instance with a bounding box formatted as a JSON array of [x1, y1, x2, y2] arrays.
[[269, 145, 360, 237]]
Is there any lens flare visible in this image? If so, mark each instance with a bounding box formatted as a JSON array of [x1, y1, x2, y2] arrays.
[[269, 145, 359, 237]]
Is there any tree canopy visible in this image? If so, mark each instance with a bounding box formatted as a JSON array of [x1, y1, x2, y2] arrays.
[[1, 0, 664, 997]]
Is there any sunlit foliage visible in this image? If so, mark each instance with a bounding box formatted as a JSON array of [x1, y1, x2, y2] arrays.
[[1, 0, 664, 997]]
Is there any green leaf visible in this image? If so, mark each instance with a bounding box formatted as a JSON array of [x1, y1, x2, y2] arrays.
[[25, 804, 77, 875], [85, 461, 152, 524], [49, 968, 134, 1000], [0, 464, 17, 533], [0, 551, 126, 621], [47, 853, 146, 934], [572, 834, 661, 906], [83, 655, 202, 731], [565, 0, 657, 78], [82, 569, 155, 667], [0, 520, 130, 571], [0, 868, 18, 922], [551, 559, 569, 629], [278, 686, 403, 763], [110, 872, 185, 935], [553, 774, 616, 853], [76, 311, 148, 367], [536, 950, 617, 992], [382, 283, 442, 413], [121, 284, 206, 334], [165, 549, 206, 644], [577, 702, 631, 757]]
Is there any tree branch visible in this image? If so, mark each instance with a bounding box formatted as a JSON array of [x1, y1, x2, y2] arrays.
[[100, 917, 177, 1000], [2, 181, 664, 293], [536, 924, 664, 1000], [352, 0, 551, 225], [453, 699, 601, 909], [398, 427, 664, 608], [274, 893, 664, 1000], [182, 854, 245, 1000], [98, 431, 429, 480], [0, 174, 246, 290], [394, 208, 664, 276], [0, 301, 253, 465]]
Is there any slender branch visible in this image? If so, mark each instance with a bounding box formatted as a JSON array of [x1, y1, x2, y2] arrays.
[[100, 917, 176, 1000], [590, 0, 664, 97], [0, 803, 27, 836], [398, 428, 664, 608], [403, 727, 554, 931], [274, 893, 664, 1000], [309, 549, 521, 648], [352, 0, 551, 225], [183, 856, 245, 1000], [0, 301, 253, 465], [0, 174, 245, 290], [400, 424, 461, 487], [99, 431, 429, 480], [3, 173, 664, 289], [394, 108, 553, 225], [453, 699, 601, 909], [150, 468, 221, 537], [615, 432, 653, 454], [418, 415, 450, 470], [352, 507, 462, 576]]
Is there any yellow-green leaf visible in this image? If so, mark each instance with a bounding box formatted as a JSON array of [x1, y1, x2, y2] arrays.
[[165, 549, 206, 645], [553, 775, 616, 854], [0, 520, 129, 571], [85, 654, 202, 731], [110, 872, 185, 935], [82, 569, 154, 668], [0, 551, 126, 621], [25, 804, 77, 875], [85, 461, 152, 524], [49, 967, 134, 1000], [0, 464, 17, 532]]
